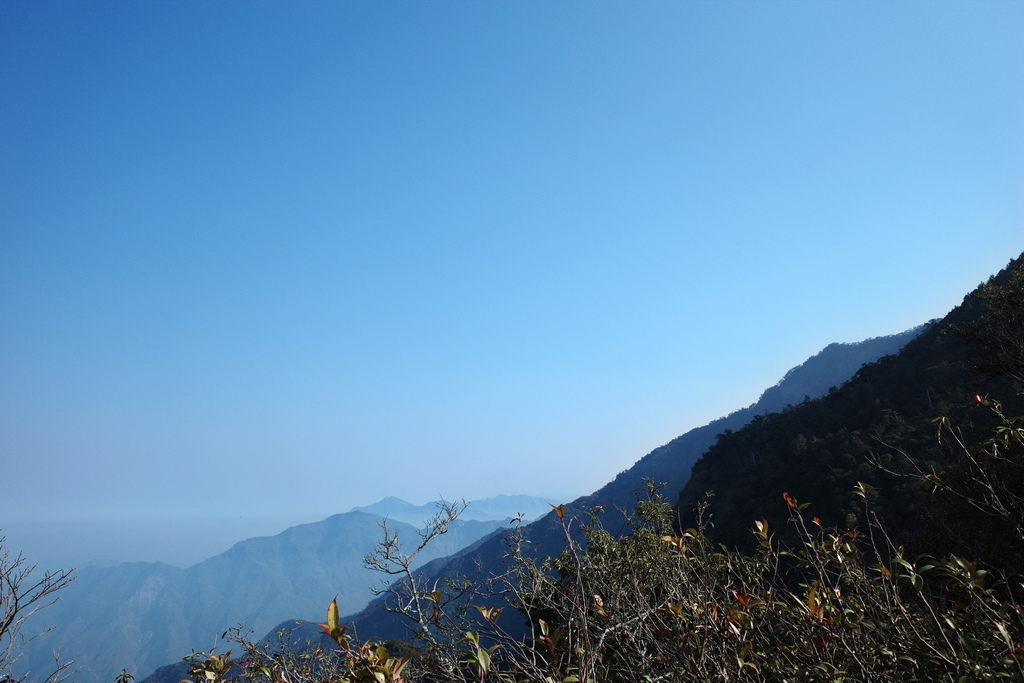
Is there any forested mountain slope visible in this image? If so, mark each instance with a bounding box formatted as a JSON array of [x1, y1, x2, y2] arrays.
[[676, 254, 1024, 562], [342, 325, 922, 643]]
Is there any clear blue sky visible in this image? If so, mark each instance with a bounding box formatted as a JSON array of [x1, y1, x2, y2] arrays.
[[1, 1, 1022, 564]]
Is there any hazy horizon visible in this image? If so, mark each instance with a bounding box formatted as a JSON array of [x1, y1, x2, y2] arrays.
[[0, 321, 957, 570], [5, 492, 566, 570]]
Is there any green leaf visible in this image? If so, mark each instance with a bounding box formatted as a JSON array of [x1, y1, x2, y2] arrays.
[[476, 647, 491, 672], [327, 597, 340, 630]]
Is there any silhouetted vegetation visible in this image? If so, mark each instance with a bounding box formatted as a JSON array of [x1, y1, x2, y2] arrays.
[[0, 537, 74, 683]]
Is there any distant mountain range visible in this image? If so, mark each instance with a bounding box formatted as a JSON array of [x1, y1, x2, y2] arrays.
[[351, 494, 560, 525], [674, 257, 1024, 557], [341, 324, 924, 643], [19, 505, 516, 683], [132, 323, 923, 683], [19, 316, 929, 683], [563, 327, 927, 517]]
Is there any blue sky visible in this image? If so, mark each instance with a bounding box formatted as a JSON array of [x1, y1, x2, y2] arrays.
[[1, 1, 1022, 566]]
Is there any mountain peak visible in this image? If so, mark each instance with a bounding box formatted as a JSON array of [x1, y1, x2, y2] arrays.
[[350, 495, 561, 526]]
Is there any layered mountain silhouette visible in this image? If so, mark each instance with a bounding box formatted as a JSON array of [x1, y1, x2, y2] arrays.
[[351, 495, 560, 526], [33, 281, 966, 683], [675, 255, 1024, 558], [341, 324, 924, 643], [140, 320, 924, 683], [344, 255, 1024, 651], [20, 507, 513, 683]]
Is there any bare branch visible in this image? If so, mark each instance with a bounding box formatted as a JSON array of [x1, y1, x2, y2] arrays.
[[0, 534, 75, 682]]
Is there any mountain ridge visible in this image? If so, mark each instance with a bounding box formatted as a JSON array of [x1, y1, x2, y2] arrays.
[[20, 511, 510, 683], [136, 322, 926, 682], [351, 494, 562, 526], [333, 323, 924, 644], [675, 254, 1024, 557]]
